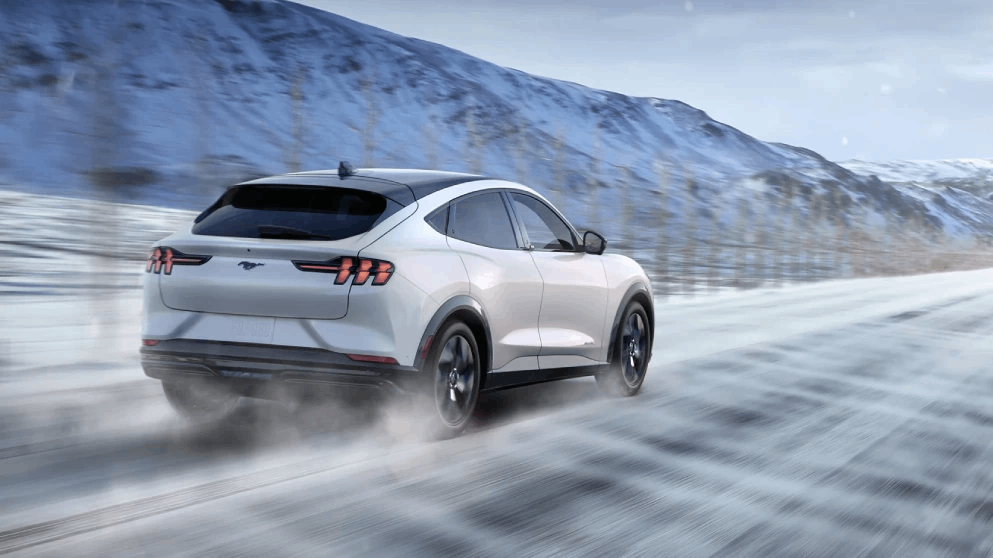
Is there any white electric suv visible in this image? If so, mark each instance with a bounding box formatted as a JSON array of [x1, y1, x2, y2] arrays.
[[141, 163, 654, 437]]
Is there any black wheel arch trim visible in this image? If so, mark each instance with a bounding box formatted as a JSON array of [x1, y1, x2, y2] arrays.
[[414, 295, 494, 379], [606, 282, 655, 365]]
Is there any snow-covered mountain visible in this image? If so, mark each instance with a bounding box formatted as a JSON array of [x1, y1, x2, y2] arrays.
[[2, 0, 992, 241], [837, 159, 993, 237], [840, 159, 993, 198]]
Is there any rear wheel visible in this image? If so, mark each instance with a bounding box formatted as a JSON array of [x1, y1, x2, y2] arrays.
[[596, 301, 650, 397], [162, 379, 240, 423], [420, 321, 481, 439]]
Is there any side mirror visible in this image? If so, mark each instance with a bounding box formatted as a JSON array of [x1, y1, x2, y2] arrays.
[[583, 231, 606, 255]]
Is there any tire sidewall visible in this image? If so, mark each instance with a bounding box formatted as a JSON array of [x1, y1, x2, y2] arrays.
[[423, 320, 481, 438], [599, 301, 650, 397]]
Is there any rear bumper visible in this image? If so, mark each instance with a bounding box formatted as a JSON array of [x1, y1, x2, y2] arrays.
[[141, 340, 427, 396]]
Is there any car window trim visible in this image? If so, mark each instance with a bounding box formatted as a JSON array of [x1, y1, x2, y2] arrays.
[[424, 203, 450, 235], [504, 190, 581, 253], [498, 190, 529, 250], [447, 189, 525, 251]]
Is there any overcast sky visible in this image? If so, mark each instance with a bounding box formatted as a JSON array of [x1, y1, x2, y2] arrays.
[[295, 0, 992, 162]]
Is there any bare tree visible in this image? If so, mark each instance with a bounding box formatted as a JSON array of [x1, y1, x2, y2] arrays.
[[182, 34, 215, 193], [775, 178, 797, 286], [865, 208, 886, 276], [514, 114, 528, 183], [653, 159, 671, 299], [754, 200, 772, 288], [85, 3, 133, 355], [829, 188, 846, 279], [620, 161, 636, 257], [855, 205, 876, 277], [681, 167, 698, 296], [732, 195, 749, 288], [840, 199, 853, 279], [551, 126, 566, 212], [806, 192, 822, 282], [423, 110, 440, 170], [287, 64, 307, 173], [586, 122, 602, 233], [787, 180, 802, 283], [705, 196, 722, 294], [362, 66, 379, 168], [463, 100, 483, 174], [822, 188, 837, 279]]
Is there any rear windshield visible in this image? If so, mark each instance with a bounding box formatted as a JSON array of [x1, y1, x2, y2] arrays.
[[192, 185, 396, 241]]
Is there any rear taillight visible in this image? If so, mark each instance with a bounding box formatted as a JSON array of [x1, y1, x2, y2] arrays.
[[292, 257, 395, 286], [347, 354, 399, 365], [142, 339, 160, 346], [145, 247, 211, 275], [293, 257, 355, 285], [146, 248, 162, 273]]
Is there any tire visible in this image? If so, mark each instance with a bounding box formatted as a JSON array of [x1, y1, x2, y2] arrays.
[[162, 379, 240, 423], [596, 301, 650, 397], [418, 320, 481, 439]]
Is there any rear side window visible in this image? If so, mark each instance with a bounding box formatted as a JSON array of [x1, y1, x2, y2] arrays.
[[425, 205, 449, 234], [192, 185, 396, 241], [449, 192, 518, 250]]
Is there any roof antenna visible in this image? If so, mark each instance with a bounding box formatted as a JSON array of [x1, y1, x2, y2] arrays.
[[338, 161, 355, 178]]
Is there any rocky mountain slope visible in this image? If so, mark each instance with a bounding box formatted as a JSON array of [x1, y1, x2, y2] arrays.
[[1, 0, 991, 242], [841, 158, 993, 200]]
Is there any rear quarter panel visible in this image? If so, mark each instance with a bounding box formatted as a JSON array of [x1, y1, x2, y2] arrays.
[[364, 208, 469, 308]]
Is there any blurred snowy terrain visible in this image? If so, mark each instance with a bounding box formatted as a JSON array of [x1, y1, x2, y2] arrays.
[[5, 265, 993, 555], [4, 2, 993, 555]]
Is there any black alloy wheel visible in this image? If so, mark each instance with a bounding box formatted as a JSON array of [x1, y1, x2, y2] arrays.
[[597, 301, 650, 397], [424, 321, 481, 438]]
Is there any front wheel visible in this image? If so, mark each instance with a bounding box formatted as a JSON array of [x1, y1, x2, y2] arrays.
[[419, 321, 481, 439], [596, 301, 650, 397]]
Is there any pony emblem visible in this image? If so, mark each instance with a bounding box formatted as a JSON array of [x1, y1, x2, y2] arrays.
[[238, 261, 264, 271]]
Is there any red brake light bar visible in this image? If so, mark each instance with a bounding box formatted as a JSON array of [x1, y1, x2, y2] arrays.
[[293, 256, 355, 285], [146, 247, 211, 275], [347, 353, 399, 365], [292, 257, 395, 286]]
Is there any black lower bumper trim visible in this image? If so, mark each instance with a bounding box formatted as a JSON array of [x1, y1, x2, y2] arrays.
[[141, 339, 426, 396]]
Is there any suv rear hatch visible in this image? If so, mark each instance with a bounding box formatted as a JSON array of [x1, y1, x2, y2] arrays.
[[155, 182, 407, 320]]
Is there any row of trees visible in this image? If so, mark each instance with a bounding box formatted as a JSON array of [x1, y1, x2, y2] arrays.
[[68, 7, 993, 300], [559, 159, 993, 298], [460, 119, 993, 298], [292, 68, 993, 297]]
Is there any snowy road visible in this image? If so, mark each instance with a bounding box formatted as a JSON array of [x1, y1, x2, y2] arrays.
[[3, 269, 993, 556]]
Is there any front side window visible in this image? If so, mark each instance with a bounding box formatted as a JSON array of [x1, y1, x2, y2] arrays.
[[508, 193, 577, 251], [449, 192, 518, 250]]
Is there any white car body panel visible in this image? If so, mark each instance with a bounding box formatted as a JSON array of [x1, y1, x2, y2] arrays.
[[597, 253, 654, 363], [363, 200, 468, 307], [140, 170, 653, 393], [144, 259, 436, 365], [446, 235, 544, 372], [528, 251, 609, 367]]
